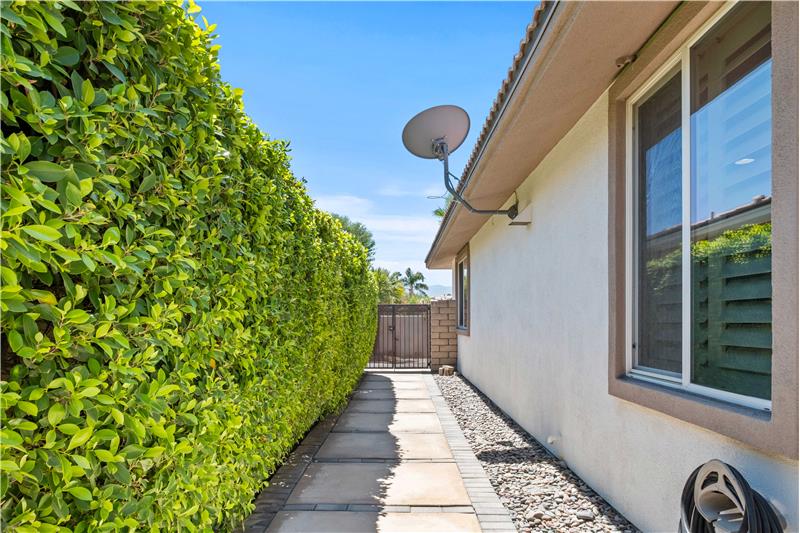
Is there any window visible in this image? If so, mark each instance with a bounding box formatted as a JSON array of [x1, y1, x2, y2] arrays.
[[628, 2, 772, 409], [456, 247, 469, 331]]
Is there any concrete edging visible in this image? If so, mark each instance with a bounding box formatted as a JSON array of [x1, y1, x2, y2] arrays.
[[424, 374, 517, 533]]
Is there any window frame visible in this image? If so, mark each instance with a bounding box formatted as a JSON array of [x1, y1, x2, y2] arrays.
[[608, 0, 798, 459], [627, 59, 683, 385], [625, 1, 772, 412], [455, 245, 469, 333]]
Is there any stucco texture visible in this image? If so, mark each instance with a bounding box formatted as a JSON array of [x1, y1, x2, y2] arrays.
[[457, 91, 798, 532]]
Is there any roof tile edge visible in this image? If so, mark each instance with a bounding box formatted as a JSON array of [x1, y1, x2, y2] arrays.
[[425, 1, 553, 268]]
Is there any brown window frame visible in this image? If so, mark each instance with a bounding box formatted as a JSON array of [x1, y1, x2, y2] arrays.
[[455, 244, 470, 335], [608, 1, 797, 458]]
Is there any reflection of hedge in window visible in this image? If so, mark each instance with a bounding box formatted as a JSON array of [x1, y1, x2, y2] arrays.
[[645, 218, 772, 399], [692, 218, 772, 400], [690, 1, 772, 400]]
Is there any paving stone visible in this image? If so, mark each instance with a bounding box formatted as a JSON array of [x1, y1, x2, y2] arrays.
[[267, 511, 480, 532], [480, 520, 514, 531], [314, 504, 348, 511], [317, 432, 452, 460], [473, 504, 510, 512], [346, 399, 435, 414], [442, 506, 474, 513], [478, 513, 511, 526], [286, 463, 469, 506], [390, 381, 431, 390], [352, 388, 431, 400], [359, 379, 429, 390], [352, 389, 397, 400], [267, 511, 376, 532], [362, 373, 428, 382], [469, 496, 501, 503], [378, 512, 481, 532], [357, 378, 430, 390], [332, 412, 443, 433], [282, 504, 315, 511], [347, 504, 381, 512], [356, 381, 395, 390], [383, 505, 411, 513]]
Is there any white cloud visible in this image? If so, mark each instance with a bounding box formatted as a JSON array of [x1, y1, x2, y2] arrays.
[[314, 194, 451, 287], [314, 195, 438, 243], [316, 192, 446, 244], [376, 184, 445, 199], [315, 195, 373, 216]]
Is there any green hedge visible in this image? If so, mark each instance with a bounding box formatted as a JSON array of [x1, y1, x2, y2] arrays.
[[0, 1, 377, 530]]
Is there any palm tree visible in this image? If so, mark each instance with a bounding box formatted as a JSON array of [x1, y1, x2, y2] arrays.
[[433, 195, 453, 219], [374, 268, 404, 304], [402, 268, 428, 298]]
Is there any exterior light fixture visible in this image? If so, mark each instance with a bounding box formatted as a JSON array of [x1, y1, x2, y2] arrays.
[[402, 105, 519, 220]]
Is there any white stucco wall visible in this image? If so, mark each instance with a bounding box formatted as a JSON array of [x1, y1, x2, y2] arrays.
[[458, 91, 799, 532]]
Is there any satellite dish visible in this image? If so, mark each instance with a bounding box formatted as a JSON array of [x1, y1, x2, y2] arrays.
[[400, 104, 522, 222], [402, 105, 470, 159]]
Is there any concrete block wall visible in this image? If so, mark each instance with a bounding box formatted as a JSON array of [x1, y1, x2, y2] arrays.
[[430, 299, 457, 371]]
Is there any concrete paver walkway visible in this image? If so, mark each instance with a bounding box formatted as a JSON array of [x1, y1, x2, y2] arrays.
[[243, 371, 515, 533]]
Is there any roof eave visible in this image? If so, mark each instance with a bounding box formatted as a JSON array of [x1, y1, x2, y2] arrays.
[[425, 1, 558, 269], [425, 1, 680, 269]]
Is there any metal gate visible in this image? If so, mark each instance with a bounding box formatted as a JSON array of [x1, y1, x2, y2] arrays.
[[369, 304, 430, 369]]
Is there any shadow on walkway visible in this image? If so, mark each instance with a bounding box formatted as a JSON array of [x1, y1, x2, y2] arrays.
[[260, 372, 481, 533]]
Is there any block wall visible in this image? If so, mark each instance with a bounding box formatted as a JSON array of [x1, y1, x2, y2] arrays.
[[430, 299, 458, 371]]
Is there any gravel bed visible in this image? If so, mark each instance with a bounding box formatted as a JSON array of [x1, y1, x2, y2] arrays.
[[435, 373, 639, 533]]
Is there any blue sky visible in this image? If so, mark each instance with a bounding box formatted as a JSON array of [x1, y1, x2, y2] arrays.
[[198, 1, 536, 287]]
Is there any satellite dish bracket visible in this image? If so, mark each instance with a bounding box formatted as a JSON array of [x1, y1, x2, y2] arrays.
[[434, 139, 518, 220]]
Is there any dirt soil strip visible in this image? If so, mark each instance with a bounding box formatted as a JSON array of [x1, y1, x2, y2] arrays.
[[434, 374, 640, 533]]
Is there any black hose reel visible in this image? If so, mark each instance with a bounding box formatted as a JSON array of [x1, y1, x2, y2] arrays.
[[680, 460, 784, 533]]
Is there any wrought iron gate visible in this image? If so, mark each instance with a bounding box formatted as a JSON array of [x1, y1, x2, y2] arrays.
[[369, 304, 431, 369]]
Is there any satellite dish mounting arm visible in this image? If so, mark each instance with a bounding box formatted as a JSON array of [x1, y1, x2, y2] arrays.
[[434, 139, 518, 219]]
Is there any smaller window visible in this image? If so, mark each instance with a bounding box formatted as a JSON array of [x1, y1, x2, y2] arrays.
[[456, 247, 469, 330]]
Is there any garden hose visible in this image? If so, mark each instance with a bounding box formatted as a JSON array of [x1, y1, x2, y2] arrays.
[[679, 460, 784, 533]]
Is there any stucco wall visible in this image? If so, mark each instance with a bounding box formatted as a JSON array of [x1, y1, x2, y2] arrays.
[[457, 91, 799, 531]]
